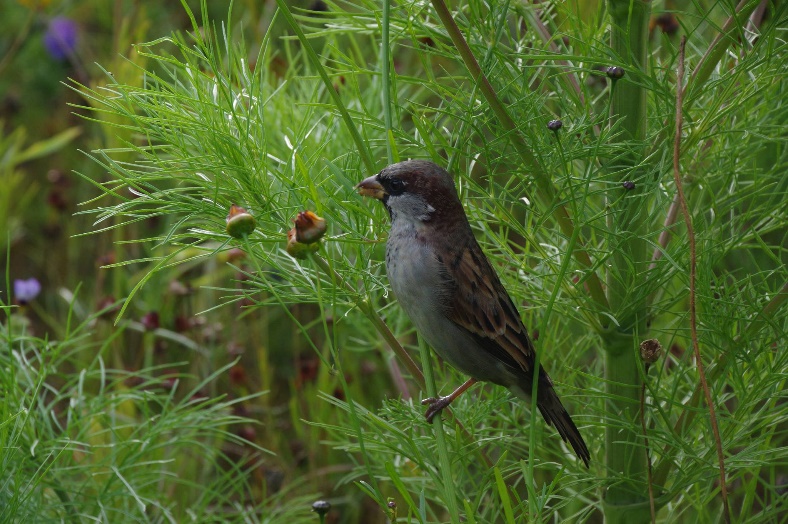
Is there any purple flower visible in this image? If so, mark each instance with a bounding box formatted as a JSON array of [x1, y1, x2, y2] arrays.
[[14, 278, 41, 304], [43, 17, 78, 61]]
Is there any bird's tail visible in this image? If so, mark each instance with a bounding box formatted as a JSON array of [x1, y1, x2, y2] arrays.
[[534, 373, 590, 468]]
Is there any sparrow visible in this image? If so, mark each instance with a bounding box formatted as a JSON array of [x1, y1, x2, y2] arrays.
[[356, 160, 590, 467]]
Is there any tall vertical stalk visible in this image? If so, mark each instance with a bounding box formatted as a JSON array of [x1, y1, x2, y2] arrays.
[[604, 0, 652, 522]]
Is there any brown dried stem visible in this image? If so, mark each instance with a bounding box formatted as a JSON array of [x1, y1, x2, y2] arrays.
[[672, 36, 730, 522]]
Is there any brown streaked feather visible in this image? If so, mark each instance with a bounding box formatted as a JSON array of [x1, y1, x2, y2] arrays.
[[439, 232, 536, 374], [438, 233, 591, 466]]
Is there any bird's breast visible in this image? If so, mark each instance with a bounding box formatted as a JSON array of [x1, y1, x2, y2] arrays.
[[385, 223, 445, 310], [384, 220, 521, 385]]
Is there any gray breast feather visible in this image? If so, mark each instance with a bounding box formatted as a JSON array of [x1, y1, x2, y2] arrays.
[[385, 223, 514, 385]]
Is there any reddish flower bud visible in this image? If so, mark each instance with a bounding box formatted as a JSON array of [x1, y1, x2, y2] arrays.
[[141, 312, 160, 331]]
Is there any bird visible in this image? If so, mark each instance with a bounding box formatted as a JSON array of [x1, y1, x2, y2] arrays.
[[356, 159, 590, 467]]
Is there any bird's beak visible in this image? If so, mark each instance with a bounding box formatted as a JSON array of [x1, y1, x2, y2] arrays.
[[355, 175, 386, 200]]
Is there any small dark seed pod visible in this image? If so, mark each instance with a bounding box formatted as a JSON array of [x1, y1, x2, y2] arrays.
[[622, 180, 636, 190], [312, 500, 331, 515], [606, 66, 625, 80], [547, 119, 563, 131]]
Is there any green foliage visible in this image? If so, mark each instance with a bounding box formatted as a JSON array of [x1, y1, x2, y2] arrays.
[[74, 0, 787, 520], [0, 289, 312, 522], [1, 0, 785, 522]]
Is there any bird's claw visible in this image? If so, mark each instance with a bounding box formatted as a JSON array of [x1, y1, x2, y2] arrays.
[[421, 396, 452, 422]]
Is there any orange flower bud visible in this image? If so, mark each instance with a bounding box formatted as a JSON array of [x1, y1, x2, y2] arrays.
[[293, 210, 327, 244]]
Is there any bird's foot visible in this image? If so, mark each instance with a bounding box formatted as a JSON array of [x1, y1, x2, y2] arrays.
[[421, 396, 454, 423]]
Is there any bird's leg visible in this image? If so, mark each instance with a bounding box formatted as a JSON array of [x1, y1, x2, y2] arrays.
[[421, 378, 478, 422]]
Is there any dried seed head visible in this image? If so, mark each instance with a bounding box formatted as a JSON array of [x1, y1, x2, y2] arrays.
[[640, 339, 663, 365]]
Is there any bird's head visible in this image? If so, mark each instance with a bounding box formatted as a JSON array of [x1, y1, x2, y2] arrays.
[[356, 160, 464, 224]]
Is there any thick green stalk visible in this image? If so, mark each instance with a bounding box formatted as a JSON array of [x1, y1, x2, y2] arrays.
[[603, 0, 652, 522]]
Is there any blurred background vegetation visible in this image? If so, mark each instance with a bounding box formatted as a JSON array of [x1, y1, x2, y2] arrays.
[[1, 0, 785, 523]]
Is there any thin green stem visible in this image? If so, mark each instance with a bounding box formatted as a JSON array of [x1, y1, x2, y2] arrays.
[[275, 0, 375, 173], [652, 281, 788, 487], [639, 380, 656, 524], [380, 0, 394, 165], [429, 0, 610, 321], [418, 336, 461, 524], [246, 242, 388, 505], [527, 147, 593, 508], [310, 254, 423, 390]]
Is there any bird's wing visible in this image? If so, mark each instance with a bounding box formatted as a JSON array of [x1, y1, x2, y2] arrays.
[[438, 234, 536, 373]]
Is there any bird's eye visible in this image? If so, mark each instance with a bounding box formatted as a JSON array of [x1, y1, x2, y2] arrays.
[[389, 178, 405, 193]]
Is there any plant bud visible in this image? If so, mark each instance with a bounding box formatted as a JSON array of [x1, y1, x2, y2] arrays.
[[547, 119, 563, 131], [312, 500, 330, 516], [226, 204, 256, 238], [622, 180, 636, 190], [387, 499, 397, 520], [294, 210, 327, 244], [606, 66, 625, 80], [286, 229, 319, 259]]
